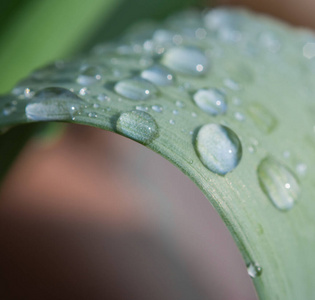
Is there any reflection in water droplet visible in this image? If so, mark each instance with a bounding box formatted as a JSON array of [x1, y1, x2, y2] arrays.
[[193, 88, 227, 116], [257, 157, 300, 211], [247, 103, 277, 134], [247, 262, 262, 278], [114, 77, 158, 101], [25, 87, 84, 121], [141, 64, 175, 86], [116, 110, 158, 144], [161, 46, 208, 76], [195, 124, 242, 175]]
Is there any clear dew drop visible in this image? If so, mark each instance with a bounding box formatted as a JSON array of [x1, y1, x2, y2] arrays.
[[116, 110, 158, 145], [193, 88, 227, 116], [141, 64, 175, 86], [247, 263, 263, 278], [77, 66, 102, 85], [195, 124, 242, 175], [161, 46, 208, 76], [25, 87, 84, 121], [257, 157, 300, 211], [114, 77, 158, 101]]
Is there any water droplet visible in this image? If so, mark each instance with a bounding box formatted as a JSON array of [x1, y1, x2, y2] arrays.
[[247, 262, 262, 278], [141, 64, 175, 86], [25, 87, 84, 121], [195, 124, 242, 175], [97, 93, 111, 102], [88, 112, 98, 118], [116, 110, 158, 144], [176, 100, 185, 108], [2, 102, 17, 116], [136, 105, 148, 112], [223, 78, 240, 90], [169, 119, 175, 125], [234, 111, 245, 121], [257, 157, 300, 211], [79, 87, 89, 96], [151, 105, 163, 113], [77, 66, 102, 85], [172, 109, 179, 115], [247, 103, 277, 134], [24, 88, 35, 99], [296, 163, 307, 177], [114, 77, 158, 101], [193, 88, 227, 116], [161, 46, 208, 76]]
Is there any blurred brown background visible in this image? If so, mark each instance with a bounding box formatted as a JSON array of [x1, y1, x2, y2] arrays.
[[1, 0, 314, 299]]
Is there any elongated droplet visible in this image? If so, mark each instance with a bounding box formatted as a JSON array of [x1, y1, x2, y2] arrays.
[[161, 46, 208, 76], [116, 111, 158, 144], [247, 263, 262, 278], [114, 77, 158, 101], [141, 64, 175, 86], [193, 88, 227, 116], [257, 157, 300, 211], [247, 103, 277, 134], [195, 124, 242, 175], [25, 87, 84, 121]]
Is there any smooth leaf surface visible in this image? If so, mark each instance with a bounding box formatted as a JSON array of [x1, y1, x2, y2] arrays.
[[1, 8, 315, 300]]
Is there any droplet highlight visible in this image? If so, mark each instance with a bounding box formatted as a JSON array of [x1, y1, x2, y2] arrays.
[[195, 124, 242, 175], [141, 64, 175, 86], [247, 262, 262, 278]]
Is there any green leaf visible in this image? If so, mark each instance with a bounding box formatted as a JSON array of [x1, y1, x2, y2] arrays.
[[1, 8, 315, 299]]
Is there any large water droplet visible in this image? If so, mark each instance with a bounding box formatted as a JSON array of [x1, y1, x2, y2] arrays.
[[195, 124, 242, 175], [161, 46, 208, 76], [116, 110, 158, 144], [193, 88, 227, 116], [114, 77, 158, 101], [25, 87, 84, 121], [141, 64, 175, 86], [257, 157, 300, 211], [247, 262, 262, 278]]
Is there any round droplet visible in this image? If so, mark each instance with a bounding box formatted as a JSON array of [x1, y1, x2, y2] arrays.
[[25, 87, 84, 121], [151, 105, 163, 113], [116, 110, 158, 144], [141, 64, 175, 86], [257, 157, 300, 211], [247, 263, 262, 278], [161, 46, 208, 76], [193, 88, 227, 116], [77, 66, 102, 85], [195, 124, 242, 175], [114, 77, 158, 101]]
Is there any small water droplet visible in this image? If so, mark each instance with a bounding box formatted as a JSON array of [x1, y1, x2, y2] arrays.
[[97, 93, 111, 102], [247, 262, 262, 278], [195, 124, 242, 175], [114, 77, 158, 101], [24, 88, 35, 99], [25, 87, 84, 121], [172, 109, 179, 115], [247, 103, 277, 134], [88, 112, 98, 118], [2, 102, 17, 116], [169, 119, 175, 125], [77, 66, 102, 85], [191, 112, 197, 118], [136, 105, 149, 112], [234, 111, 245, 121], [116, 110, 158, 144], [151, 105, 163, 113], [141, 64, 175, 86], [161, 46, 208, 76], [176, 100, 185, 108], [257, 157, 300, 211], [296, 163, 307, 177], [79, 87, 89, 96], [193, 88, 227, 116], [223, 78, 240, 90]]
